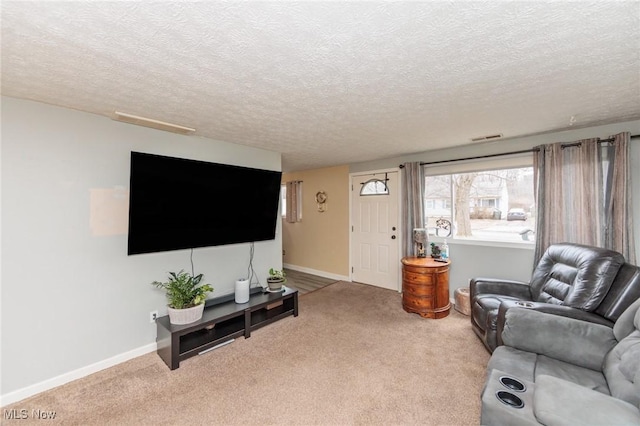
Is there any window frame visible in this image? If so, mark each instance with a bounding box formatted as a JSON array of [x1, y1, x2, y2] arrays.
[[281, 182, 303, 222], [423, 153, 535, 249], [359, 178, 390, 196]]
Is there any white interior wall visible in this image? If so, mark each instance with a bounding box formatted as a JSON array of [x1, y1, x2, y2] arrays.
[[1, 97, 282, 400]]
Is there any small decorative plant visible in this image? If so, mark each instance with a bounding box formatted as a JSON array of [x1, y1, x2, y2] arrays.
[[268, 268, 286, 281], [152, 270, 213, 309], [430, 242, 442, 258], [267, 268, 286, 291]]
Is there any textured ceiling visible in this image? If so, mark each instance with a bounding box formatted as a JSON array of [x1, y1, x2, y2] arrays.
[[2, 1, 639, 171]]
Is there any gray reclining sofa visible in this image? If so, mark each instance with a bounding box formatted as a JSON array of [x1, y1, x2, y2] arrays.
[[481, 297, 640, 425], [471, 243, 640, 352]]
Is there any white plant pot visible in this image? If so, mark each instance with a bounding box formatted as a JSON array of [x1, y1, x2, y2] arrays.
[[167, 303, 205, 325], [267, 278, 285, 291]]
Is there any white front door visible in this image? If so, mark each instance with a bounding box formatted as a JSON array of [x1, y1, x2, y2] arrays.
[[351, 171, 400, 291]]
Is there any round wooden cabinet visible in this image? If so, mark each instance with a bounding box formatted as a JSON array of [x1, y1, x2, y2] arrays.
[[401, 257, 451, 319]]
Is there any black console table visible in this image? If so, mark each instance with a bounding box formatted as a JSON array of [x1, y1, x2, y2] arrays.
[[156, 287, 298, 370]]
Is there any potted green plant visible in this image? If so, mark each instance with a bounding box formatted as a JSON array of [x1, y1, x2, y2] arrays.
[[152, 270, 213, 325], [267, 268, 286, 291]]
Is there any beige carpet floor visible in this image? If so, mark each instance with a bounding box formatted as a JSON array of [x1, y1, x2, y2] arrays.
[[3, 281, 490, 425]]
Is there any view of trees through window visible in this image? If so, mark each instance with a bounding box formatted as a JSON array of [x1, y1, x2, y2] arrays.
[[425, 167, 536, 243]]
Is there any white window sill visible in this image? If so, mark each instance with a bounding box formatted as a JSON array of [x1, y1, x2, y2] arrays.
[[428, 236, 535, 250]]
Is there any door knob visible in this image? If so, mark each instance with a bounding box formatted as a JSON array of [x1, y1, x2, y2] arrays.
[[391, 235, 396, 239]]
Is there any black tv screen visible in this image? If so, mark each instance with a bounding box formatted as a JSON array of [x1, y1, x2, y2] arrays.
[[127, 151, 282, 255]]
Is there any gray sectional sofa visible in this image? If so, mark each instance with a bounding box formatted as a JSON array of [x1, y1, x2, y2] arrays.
[[471, 243, 640, 353], [480, 298, 640, 425]]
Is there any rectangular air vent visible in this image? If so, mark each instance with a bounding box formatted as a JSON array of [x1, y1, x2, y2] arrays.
[[471, 133, 503, 142]]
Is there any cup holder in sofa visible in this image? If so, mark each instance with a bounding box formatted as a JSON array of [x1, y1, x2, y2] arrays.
[[499, 376, 526, 392], [495, 391, 524, 409], [514, 301, 534, 308]]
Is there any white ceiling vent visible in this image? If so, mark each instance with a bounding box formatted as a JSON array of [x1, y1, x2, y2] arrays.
[[113, 111, 196, 135], [471, 133, 503, 142]]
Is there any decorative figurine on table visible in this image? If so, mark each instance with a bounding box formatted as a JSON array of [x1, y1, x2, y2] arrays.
[[430, 242, 442, 259], [435, 218, 452, 237], [413, 228, 428, 258]]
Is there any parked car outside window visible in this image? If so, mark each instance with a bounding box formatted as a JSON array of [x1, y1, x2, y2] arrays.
[[507, 208, 527, 221]]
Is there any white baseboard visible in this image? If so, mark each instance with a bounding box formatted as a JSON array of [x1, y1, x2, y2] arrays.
[[283, 263, 350, 282], [0, 342, 157, 407]]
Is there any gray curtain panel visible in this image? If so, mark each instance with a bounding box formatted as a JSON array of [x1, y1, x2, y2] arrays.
[[285, 180, 301, 223], [606, 132, 636, 263], [401, 162, 425, 258], [533, 132, 635, 264]]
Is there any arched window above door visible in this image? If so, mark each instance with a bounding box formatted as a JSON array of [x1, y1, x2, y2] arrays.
[[360, 179, 389, 196]]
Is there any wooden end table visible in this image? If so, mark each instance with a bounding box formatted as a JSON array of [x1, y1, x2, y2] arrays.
[[401, 257, 451, 319]]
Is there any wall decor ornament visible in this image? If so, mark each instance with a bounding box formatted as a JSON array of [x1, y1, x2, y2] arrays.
[[315, 191, 327, 212], [435, 218, 452, 237]]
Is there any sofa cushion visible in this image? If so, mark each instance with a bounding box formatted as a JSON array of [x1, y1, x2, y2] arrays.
[[536, 355, 609, 395], [529, 243, 624, 310], [534, 375, 640, 426], [487, 346, 536, 382], [603, 306, 640, 407], [489, 346, 609, 395], [501, 308, 617, 370], [612, 297, 640, 341]]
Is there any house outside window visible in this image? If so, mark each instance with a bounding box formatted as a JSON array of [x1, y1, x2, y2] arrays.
[[424, 167, 535, 243], [478, 198, 496, 207]]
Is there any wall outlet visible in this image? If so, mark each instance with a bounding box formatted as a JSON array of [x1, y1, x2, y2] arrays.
[[150, 310, 158, 323]]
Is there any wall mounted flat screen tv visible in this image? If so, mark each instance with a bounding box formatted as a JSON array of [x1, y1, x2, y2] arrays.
[[127, 151, 282, 255]]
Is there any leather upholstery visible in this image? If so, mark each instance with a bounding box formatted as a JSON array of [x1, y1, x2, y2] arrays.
[[594, 262, 640, 321], [529, 244, 625, 309], [495, 300, 616, 347], [470, 242, 635, 352], [604, 305, 640, 407], [481, 299, 640, 425]]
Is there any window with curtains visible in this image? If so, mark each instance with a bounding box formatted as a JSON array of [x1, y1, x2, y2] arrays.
[[532, 132, 635, 264], [424, 166, 535, 243], [281, 184, 286, 217], [283, 181, 303, 222]]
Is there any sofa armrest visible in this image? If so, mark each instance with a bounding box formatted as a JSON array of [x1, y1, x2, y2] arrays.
[[534, 375, 640, 426], [501, 308, 617, 370], [470, 277, 532, 300], [495, 301, 615, 347]]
